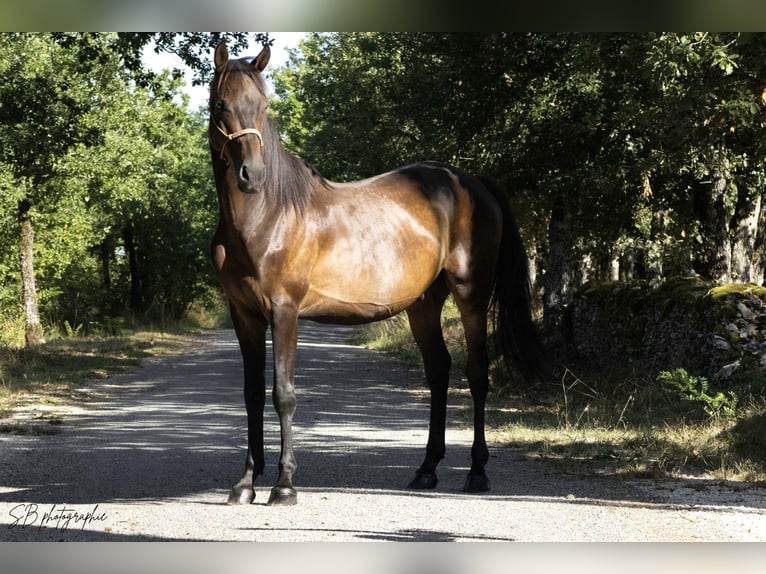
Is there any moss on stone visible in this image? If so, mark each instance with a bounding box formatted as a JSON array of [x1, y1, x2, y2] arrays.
[[706, 283, 766, 300]]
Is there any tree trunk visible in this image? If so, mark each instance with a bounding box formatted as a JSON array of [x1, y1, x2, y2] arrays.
[[694, 167, 731, 283], [100, 239, 112, 291], [527, 243, 538, 295], [543, 205, 574, 332], [123, 224, 141, 312], [622, 241, 635, 281], [609, 243, 620, 282], [757, 193, 766, 286], [577, 252, 593, 286], [17, 198, 44, 347], [646, 210, 667, 286], [730, 190, 761, 283]]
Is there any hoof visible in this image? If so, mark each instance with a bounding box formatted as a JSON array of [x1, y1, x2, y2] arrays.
[[267, 486, 298, 506], [463, 472, 491, 493], [408, 471, 438, 490], [227, 487, 255, 505]]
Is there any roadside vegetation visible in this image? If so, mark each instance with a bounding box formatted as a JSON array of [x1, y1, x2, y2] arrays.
[[1, 33, 241, 432], [352, 300, 766, 484]]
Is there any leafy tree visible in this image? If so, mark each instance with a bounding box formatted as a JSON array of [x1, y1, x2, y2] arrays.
[[4, 32, 762, 348], [641, 33, 766, 283], [0, 33, 123, 346], [0, 33, 223, 346], [51, 32, 269, 89], [42, 69, 217, 326]]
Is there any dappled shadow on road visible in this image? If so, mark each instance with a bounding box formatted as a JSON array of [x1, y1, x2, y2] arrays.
[[1, 332, 245, 505], [2, 321, 765, 540], [0, 324, 440, 508]]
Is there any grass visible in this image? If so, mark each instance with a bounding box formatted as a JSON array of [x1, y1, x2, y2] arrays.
[[350, 298, 766, 485], [484, 406, 760, 481]]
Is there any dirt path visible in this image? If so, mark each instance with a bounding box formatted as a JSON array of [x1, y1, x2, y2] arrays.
[[1, 323, 765, 541]]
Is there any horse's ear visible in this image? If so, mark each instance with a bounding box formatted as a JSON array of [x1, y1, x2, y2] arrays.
[[214, 41, 229, 71], [253, 45, 270, 73]]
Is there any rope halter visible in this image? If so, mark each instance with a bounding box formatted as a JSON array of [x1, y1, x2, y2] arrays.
[[214, 123, 264, 161]]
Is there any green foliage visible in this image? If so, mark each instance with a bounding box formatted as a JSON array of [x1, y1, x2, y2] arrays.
[[2, 31, 766, 356], [0, 33, 221, 344], [658, 368, 738, 420]]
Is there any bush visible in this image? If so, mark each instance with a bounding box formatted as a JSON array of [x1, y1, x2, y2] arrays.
[[729, 412, 766, 466]]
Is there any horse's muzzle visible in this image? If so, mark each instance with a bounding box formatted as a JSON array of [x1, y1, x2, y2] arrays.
[[237, 162, 266, 194]]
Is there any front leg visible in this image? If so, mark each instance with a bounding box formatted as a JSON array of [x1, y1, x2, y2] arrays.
[[268, 303, 300, 506], [228, 305, 268, 505]]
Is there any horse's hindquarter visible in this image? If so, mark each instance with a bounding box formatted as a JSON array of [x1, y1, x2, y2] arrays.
[[298, 176, 450, 323]]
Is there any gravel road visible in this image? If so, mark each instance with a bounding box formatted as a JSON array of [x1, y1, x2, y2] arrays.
[[1, 322, 765, 542]]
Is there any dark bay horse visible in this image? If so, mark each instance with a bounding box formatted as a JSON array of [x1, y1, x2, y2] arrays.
[[208, 41, 547, 506]]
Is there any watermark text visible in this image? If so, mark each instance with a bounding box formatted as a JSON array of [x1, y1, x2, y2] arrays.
[[8, 503, 109, 533]]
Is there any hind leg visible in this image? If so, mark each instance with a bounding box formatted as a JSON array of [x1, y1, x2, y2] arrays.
[[406, 278, 451, 489], [448, 277, 493, 493], [458, 307, 492, 492]]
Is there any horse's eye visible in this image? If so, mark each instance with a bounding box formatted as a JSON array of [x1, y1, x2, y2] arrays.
[[215, 100, 225, 112]]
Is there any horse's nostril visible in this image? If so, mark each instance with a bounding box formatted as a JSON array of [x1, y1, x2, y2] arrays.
[[240, 165, 250, 182]]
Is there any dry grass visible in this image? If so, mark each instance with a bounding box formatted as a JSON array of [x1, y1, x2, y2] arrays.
[[485, 408, 766, 482], [349, 297, 467, 367]]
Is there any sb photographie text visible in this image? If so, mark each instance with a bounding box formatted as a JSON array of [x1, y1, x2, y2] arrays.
[[7, 503, 109, 533]]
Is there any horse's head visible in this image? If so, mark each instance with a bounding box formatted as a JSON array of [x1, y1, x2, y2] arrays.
[[210, 41, 271, 194]]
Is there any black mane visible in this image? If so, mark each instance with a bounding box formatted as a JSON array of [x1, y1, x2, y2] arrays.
[[261, 112, 330, 212]]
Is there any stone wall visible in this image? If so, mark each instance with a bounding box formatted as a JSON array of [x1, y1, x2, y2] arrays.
[[561, 278, 766, 381]]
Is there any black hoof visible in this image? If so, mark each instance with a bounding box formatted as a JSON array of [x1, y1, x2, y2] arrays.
[[408, 471, 438, 490], [267, 486, 298, 506], [227, 487, 255, 505], [463, 473, 491, 493]]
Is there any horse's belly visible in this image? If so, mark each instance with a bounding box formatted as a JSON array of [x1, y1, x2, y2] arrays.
[[301, 244, 441, 322], [299, 297, 417, 324]]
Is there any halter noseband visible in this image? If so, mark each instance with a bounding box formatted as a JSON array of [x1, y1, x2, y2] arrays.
[[214, 123, 264, 161]]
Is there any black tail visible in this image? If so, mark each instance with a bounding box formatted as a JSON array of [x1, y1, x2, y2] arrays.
[[481, 176, 550, 383]]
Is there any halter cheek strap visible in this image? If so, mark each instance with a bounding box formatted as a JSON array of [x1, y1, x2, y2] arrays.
[[214, 123, 264, 160]]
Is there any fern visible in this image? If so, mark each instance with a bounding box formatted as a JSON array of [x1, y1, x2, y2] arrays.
[[63, 320, 83, 338], [657, 368, 738, 420]]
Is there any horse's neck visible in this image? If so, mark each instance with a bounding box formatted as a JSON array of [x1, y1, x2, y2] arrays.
[[215, 171, 264, 233], [216, 180, 268, 237]]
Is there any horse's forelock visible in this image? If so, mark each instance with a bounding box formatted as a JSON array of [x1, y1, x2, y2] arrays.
[[215, 58, 268, 101]]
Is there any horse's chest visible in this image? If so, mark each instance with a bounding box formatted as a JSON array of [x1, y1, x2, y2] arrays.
[[211, 239, 270, 311]]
